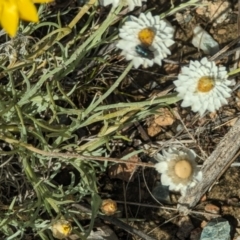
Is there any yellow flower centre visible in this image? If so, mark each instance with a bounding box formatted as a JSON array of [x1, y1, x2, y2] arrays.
[[138, 28, 155, 46], [62, 224, 71, 235], [52, 220, 72, 239], [174, 160, 192, 179], [197, 76, 215, 93]]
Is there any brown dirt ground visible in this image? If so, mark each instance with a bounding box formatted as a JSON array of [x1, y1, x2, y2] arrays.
[[98, 0, 240, 239]]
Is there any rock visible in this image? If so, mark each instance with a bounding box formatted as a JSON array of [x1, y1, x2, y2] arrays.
[[192, 25, 219, 55], [200, 218, 231, 240], [204, 203, 220, 214], [217, 29, 227, 35]]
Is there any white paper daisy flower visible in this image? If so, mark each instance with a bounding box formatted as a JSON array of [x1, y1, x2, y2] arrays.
[[100, 0, 146, 11], [116, 12, 175, 68], [174, 57, 233, 116], [155, 148, 202, 195]]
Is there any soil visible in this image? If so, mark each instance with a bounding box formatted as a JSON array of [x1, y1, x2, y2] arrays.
[[95, 0, 240, 239]]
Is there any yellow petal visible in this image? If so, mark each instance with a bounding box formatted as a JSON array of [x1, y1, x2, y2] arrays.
[[32, 0, 54, 3], [17, 0, 38, 22], [1, 0, 19, 37]]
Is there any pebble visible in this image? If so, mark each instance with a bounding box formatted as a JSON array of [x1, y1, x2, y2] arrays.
[[201, 221, 208, 228], [217, 29, 227, 35], [204, 204, 220, 214], [221, 205, 229, 212], [227, 197, 239, 205], [200, 218, 230, 240], [200, 194, 207, 202], [191, 25, 219, 55]]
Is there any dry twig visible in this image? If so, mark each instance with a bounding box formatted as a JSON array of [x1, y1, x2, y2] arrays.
[[178, 118, 240, 214]]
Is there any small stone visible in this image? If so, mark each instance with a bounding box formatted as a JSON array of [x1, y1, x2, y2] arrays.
[[201, 221, 208, 228], [218, 29, 227, 35], [154, 108, 175, 126], [147, 123, 162, 137], [221, 205, 229, 212], [200, 218, 231, 240], [196, 4, 207, 15], [227, 197, 239, 205], [204, 204, 220, 214], [200, 194, 207, 202], [175, 13, 184, 24], [175, 11, 192, 24], [192, 25, 219, 55]]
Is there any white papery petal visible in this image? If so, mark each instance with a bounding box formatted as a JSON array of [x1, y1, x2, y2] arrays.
[[161, 174, 173, 186], [100, 0, 119, 7], [174, 183, 185, 192], [100, 0, 146, 10], [189, 181, 197, 188], [174, 57, 232, 116], [189, 149, 196, 160], [180, 186, 188, 195], [155, 162, 168, 174]]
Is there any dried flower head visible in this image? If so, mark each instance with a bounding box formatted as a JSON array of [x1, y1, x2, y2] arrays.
[[155, 148, 202, 195], [101, 199, 118, 216]]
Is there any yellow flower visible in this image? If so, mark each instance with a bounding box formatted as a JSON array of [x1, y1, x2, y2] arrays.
[[0, 0, 53, 37], [51, 219, 72, 240]]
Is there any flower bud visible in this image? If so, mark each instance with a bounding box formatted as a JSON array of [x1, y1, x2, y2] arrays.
[[51, 219, 72, 239], [101, 199, 117, 216]]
